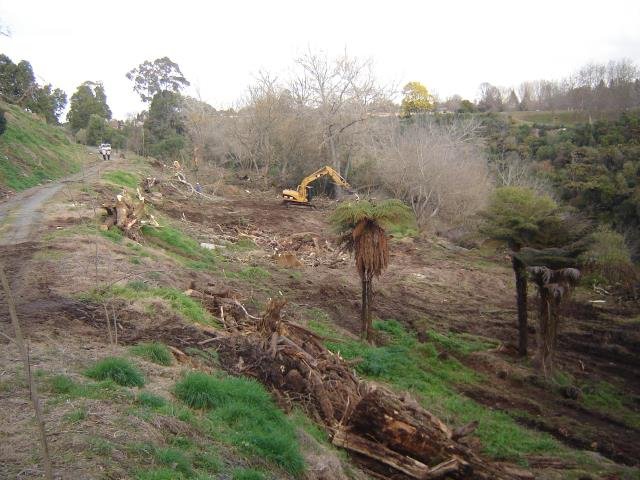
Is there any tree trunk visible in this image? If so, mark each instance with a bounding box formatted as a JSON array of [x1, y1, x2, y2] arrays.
[[512, 255, 528, 357], [538, 289, 559, 377], [537, 288, 550, 375], [361, 277, 371, 340], [329, 134, 343, 198]]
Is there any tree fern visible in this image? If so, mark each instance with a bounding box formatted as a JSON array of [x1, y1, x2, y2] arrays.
[[329, 199, 413, 339]]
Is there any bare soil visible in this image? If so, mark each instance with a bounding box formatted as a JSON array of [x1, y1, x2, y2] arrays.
[[157, 176, 640, 470], [0, 161, 638, 478]]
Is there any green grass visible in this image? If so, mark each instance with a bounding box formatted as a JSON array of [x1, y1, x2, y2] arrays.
[[228, 238, 258, 252], [63, 407, 87, 423], [226, 266, 271, 284], [581, 381, 640, 429], [131, 342, 174, 366], [86, 282, 217, 326], [427, 331, 497, 355], [136, 468, 184, 480], [137, 391, 169, 409], [154, 447, 194, 477], [141, 224, 221, 272], [174, 372, 304, 475], [143, 225, 215, 260], [291, 408, 329, 444], [305, 307, 339, 338], [0, 100, 85, 190], [103, 170, 140, 188], [88, 437, 114, 456], [326, 319, 561, 463], [232, 469, 266, 480], [84, 357, 145, 387], [48, 374, 130, 401], [191, 448, 222, 473], [100, 226, 124, 243]]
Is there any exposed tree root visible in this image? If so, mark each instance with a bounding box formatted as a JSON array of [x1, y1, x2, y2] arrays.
[[101, 189, 158, 240], [193, 295, 523, 479]]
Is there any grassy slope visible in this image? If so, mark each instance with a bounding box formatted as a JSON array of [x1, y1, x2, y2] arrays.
[[21, 161, 638, 479], [0, 100, 85, 190], [86, 219, 633, 478]]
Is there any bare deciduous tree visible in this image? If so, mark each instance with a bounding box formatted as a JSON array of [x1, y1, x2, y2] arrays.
[[494, 151, 553, 196], [372, 117, 491, 229], [291, 50, 389, 175]]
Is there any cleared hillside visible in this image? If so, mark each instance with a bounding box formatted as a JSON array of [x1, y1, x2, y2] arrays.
[[0, 100, 85, 192]]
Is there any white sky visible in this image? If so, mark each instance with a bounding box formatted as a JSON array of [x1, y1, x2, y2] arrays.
[[1, 0, 639, 119]]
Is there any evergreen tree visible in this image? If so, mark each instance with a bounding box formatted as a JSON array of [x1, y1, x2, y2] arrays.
[[144, 90, 186, 159], [67, 81, 111, 132]]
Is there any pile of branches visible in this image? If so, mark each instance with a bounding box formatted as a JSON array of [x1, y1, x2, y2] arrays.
[[207, 223, 347, 267], [205, 297, 525, 480], [101, 189, 158, 240]]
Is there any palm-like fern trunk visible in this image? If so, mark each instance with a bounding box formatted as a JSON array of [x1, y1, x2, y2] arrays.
[[512, 255, 528, 356], [361, 272, 372, 340]]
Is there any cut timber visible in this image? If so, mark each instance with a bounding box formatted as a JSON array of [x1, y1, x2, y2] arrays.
[[332, 428, 433, 478], [344, 388, 453, 464]]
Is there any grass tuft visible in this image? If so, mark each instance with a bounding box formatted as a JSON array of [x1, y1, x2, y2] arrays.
[[136, 468, 183, 480], [131, 342, 174, 366], [142, 225, 220, 270], [192, 448, 222, 473], [174, 372, 304, 474], [63, 408, 87, 423], [154, 447, 193, 477], [84, 357, 145, 387], [137, 391, 168, 409], [50, 374, 76, 394], [86, 282, 217, 326], [103, 170, 139, 188], [100, 227, 124, 243], [232, 469, 265, 480]]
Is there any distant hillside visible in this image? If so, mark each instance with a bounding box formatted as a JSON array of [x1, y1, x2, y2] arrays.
[[0, 100, 86, 191]]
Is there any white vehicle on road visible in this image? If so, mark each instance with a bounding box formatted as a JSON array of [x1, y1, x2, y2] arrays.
[[99, 143, 112, 160]]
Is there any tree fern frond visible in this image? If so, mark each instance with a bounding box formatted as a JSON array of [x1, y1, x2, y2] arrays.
[[527, 266, 552, 286], [554, 268, 581, 285]]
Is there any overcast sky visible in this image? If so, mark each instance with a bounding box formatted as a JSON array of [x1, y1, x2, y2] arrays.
[[1, 0, 639, 119]]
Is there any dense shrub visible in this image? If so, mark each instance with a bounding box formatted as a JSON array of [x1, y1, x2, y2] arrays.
[[580, 228, 637, 285]]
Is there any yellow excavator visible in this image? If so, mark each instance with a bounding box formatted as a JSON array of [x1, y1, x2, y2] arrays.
[[282, 166, 353, 206]]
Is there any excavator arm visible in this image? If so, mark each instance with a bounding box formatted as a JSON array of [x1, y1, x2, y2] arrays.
[[282, 166, 352, 205]]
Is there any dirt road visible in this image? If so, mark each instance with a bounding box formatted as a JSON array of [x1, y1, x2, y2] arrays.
[[0, 161, 105, 245]]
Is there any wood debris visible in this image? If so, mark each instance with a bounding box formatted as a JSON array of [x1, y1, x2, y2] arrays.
[[101, 189, 159, 240], [197, 295, 522, 480]]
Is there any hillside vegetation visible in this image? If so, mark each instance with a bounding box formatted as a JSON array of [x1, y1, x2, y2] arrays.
[[0, 100, 85, 191]]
